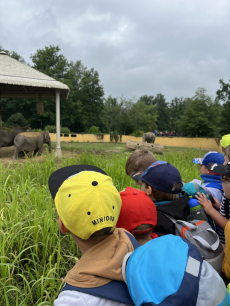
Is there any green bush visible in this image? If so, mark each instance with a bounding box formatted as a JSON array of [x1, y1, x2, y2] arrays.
[[44, 125, 56, 133], [61, 127, 71, 134], [44, 125, 70, 134], [7, 113, 28, 127], [89, 126, 100, 134], [130, 130, 144, 137], [32, 129, 42, 132]]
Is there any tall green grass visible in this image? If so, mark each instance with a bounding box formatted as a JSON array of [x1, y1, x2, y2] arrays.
[[0, 149, 203, 305]]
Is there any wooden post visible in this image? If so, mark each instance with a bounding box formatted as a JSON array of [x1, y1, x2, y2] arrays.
[[55, 89, 62, 157]]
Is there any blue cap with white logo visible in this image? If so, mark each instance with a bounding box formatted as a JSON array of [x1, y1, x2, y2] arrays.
[[193, 151, 225, 166]]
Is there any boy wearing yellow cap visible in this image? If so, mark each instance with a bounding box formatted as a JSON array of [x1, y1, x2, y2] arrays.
[[49, 165, 138, 306], [221, 134, 230, 153]]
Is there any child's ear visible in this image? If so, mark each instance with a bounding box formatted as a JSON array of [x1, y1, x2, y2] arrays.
[[58, 217, 69, 234], [147, 186, 153, 196]]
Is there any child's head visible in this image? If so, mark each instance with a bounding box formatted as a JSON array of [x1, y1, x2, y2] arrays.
[[131, 161, 183, 202], [193, 151, 225, 175], [48, 165, 121, 247], [116, 187, 157, 245], [220, 134, 230, 153], [126, 150, 156, 185], [207, 162, 230, 199], [224, 145, 230, 165]]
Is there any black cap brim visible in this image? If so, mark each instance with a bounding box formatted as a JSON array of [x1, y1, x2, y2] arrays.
[[48, 165, 107, 200], [207, 162, 229, 177], [131, 171, 144, 181]]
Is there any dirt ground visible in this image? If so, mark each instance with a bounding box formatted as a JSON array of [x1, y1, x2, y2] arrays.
[[0, 146, 77, 167]]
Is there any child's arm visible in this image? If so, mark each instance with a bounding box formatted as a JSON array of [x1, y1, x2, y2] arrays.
[[212, 198, 221, 210], [195, 192, 228, 231]]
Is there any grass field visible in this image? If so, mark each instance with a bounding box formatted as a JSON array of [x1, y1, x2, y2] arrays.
[[0, 144, 209, 305]]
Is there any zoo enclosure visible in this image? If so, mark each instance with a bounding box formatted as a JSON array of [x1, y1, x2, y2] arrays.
[[49, 133, 223, 152]]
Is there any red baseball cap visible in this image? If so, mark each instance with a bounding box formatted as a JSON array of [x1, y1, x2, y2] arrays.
[[116, 187, 157, 234]]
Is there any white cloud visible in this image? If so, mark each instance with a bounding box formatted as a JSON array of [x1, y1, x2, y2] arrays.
[[0, 0, 230, 101]]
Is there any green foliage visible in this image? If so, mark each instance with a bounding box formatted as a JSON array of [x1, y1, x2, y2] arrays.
[[32, 129, 42, 132], [6, 112, 28, 127], [0, 45, 25, 63], [137, 94, 169, 131], [130, 130, 144, 136], [44, 125, 70, 133], [177, 88, 221, 137], [0, 45, 104, 133], [44, 125, 56, 133], [216, 79, 230, 134], [89, 126, 100, 134], [169, 97, 186, 132], [104, 96, 158, 135], [30, 45, 69, 80], [131, 101, 158, 132], [138, 95, 155, 106], [61, 127, 70, 134], [0, 146, 207, 304]]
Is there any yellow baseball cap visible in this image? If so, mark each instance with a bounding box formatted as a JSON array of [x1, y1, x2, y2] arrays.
[[220, 134, 230, 149], [48, 165, 121, 239]]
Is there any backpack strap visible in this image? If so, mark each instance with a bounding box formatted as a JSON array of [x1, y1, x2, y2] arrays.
[[61, 231, 140, 305], [192, 183, 200, 193], [205, 182, 223, 191]]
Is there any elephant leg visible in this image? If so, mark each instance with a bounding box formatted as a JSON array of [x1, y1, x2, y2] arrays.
[[13, 147, 20, 160], [36, 147, 43, 155]]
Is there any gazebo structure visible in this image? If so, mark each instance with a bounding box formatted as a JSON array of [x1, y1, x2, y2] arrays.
[[0, 51, 70, 157]]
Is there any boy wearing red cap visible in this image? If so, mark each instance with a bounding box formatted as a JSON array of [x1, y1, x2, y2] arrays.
[[49, 165, 138, 306], [116, 187, 158, 245]]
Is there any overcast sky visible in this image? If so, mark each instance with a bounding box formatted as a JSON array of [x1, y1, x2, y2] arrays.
[[1, 0, 230, 102]]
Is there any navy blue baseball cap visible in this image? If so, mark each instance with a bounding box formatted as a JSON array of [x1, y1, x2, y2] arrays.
[[131, 161, 182, 194], [193, 151, 225, 166]]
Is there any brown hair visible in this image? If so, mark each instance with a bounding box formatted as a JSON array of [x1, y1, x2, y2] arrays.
[[143, 182, 183, 201], [225, 145, 230, 163], [89, 227, 113, 239], [126, 150, 157, 175]]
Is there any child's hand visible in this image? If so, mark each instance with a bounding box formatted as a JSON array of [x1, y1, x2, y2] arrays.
[[195, 192, 214, 215]]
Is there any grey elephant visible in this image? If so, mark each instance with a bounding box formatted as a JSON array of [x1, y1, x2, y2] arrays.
[[0, 126, 32, 148], [13, 131, 51, 159], [142, 132, 156, 143]]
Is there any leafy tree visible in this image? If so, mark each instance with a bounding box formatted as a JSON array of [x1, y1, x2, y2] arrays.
[[216, 79, 230, 134], [103, 96, 121, 133], [153, 94, 170, 131], [138, 95, 155, 106], [118, 97, 134, 135], [168, 97, 185, 132], [131, 102, 158, 132], [0, 44, 25, 63], [178, 88, 221, 137], [7, 113, 28, 126], [31, 45, 69, 80]]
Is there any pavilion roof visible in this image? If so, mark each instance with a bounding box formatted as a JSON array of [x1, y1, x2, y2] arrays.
[[0, 52, 69, 99]]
